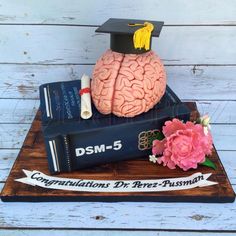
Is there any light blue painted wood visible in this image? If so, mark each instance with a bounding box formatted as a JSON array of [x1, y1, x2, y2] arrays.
[[0, 99, 39, 123], [0, 230, 236, 236], [0, 123, 31, 148], [0, 149, 19, 182], [0, 0, 235, 233], [218, 151, 236, 186], [0, 0, 235, 25], [0, 200, 236, 230], [0, 64, 92, 99], [0, 26, 235, 64], [0, 65, 236, 100], [195, 101, 236, 124], [212, 125, 236, 151]]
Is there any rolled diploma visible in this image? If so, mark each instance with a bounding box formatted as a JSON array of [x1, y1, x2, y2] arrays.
[[80, 74, 92, 119]]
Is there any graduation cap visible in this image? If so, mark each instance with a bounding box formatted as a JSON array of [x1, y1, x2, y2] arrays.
[[96, 18, 164, 54]]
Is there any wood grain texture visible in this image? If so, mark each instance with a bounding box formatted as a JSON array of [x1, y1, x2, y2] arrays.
[[0, 123, 31, 148], [0, 64, 92, 99], [1, 150, 235, 185], [1, 105, 234, 203], [0, 0, 235, 25], [0, 0, 236, 233], [0, 0, 235, 233], [0, 99, 39, 123], [0, 26, 236, 64], [0, 149, 19, 182], [1, 199, 236, 230], [196, 101, 236, 124], [1, 64, 236, 100], [4, 147, 233, 203], [0, 230, 236, 236]]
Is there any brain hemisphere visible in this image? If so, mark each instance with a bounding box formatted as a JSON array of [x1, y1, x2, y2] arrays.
[[91, 50, 166, 117]]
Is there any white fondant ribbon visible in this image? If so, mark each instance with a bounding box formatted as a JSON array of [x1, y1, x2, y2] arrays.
[[15, 170, 218, 193]]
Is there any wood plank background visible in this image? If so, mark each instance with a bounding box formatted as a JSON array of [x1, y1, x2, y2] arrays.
[[0, 25, 236, 64], [0, 0, 236, 235], [0, 0, 236, 25]]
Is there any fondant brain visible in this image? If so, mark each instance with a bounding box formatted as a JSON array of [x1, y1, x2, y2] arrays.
[[91, 50, 166, 117]]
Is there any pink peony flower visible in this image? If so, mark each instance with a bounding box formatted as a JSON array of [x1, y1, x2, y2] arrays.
[[152, 118, 213, 171]]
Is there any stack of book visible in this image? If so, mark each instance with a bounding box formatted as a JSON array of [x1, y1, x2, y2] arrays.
[[40, 80, 191, 174]]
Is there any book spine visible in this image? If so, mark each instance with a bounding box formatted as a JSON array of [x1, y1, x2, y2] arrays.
[[68, 103, 190, 170], [40, 84, 54, 122], [63, 135, 72, 172], [44, 135, 72, 174], [44, 137, 60, 174]]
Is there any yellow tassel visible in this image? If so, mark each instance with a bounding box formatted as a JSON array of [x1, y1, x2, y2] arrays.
[[128, 22, 154, 50]]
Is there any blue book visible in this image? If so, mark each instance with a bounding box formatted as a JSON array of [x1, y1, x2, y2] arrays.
[[40, 80, 191, 174]]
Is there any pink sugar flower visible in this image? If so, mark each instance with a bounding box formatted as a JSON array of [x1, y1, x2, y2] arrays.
[[152, 118, 213, 171]]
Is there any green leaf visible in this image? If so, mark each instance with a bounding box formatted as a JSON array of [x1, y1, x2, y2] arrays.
[[148, 131, 165, 146], [201, 157, 217, 170], [196, 117, 201, 124], [153, 132, 165, 140]]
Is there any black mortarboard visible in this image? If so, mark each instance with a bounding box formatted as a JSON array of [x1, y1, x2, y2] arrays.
[[96, 18, 164, 54]]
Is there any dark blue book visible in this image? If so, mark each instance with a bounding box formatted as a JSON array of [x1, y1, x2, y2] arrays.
[[40, 80, 191, 174]]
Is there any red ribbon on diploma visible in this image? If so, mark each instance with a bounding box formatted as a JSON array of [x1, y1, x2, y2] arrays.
[[79, 87, 91, 96]]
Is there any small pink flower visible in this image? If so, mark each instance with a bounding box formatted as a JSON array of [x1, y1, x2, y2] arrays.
[[152, 118, 213, 171], [152, 139, 166, 155]]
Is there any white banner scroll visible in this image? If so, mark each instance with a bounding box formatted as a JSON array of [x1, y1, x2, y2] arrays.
[[15, 170, 218, 193], [80, 74, 92, 119]]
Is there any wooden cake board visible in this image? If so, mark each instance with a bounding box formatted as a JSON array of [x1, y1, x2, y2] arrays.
[[1, 103, 235, 203]]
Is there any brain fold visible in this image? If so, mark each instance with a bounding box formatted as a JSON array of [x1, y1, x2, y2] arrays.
[[91, 50, 166, 117]]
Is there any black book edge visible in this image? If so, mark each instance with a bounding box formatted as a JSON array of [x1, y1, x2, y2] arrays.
[[41, 85, 186, 137], [63, 135, 72, 172], [40, 84, 53, 121], [43, 102, 190, 174], [39, 79, 181, 125], [44, 135, 73, 174], [44, 137, 60, 174], [42, 102, 190, 138], [40, 80, 190, 174]]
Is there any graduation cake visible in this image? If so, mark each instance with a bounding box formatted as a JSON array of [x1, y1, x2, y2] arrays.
[[2, 17, 235, 205], [91, 19, 166, 117], [40, 18, 192, 174]]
